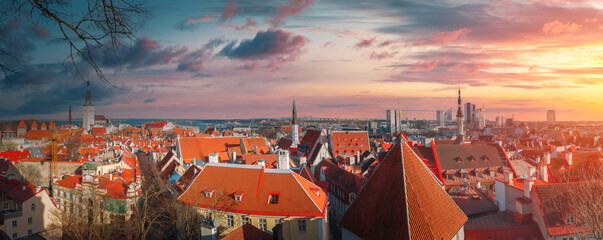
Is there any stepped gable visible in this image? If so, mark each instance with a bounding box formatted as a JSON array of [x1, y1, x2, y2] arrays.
[[339, 139, 467, 239]]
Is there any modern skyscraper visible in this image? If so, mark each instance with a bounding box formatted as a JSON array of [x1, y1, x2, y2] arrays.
[[547, 110, 555, 124], [436, 110, 443, 126], [386, 109, 403, 135], [82, 81, 94, 131]]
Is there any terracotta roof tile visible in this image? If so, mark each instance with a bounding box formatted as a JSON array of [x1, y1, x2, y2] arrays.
[[17, 120, 27, 129], [331, 131, 369, 158], [221, 223, 272, 240], [339, 140, 467, 239], [178, 137, 245, 164], [178, 164, 327, 217]]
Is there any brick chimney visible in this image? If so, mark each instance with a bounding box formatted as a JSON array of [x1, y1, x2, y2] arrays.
[[277, 149, 289, 170], [528, 166, 536, 179], [544, 152, 551, 165], [565, 151, 573, 166], [257, 159, 265, 167], [208, 152, 219, 164], [504, 170, 513, 184], [540, 165, 548, 182], [524, 179, 534, 198]]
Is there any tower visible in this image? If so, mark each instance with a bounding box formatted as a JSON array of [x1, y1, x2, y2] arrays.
[[82, 81, 95, 131], [291, 101, 299, 148], [547, 110, 555, 125], [456, 88, 465, 139]]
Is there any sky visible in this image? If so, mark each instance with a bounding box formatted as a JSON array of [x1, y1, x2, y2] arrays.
[[1, 0, 603, 121]]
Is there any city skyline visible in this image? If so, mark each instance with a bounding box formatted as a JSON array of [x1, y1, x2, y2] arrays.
[[2, 0, 603, 121]]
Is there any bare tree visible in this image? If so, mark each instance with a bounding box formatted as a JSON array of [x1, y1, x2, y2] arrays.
[[1, 0, 148, 84], [176, 185, 238, 239]]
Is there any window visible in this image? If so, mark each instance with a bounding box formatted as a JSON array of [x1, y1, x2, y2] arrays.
[[349, 193, 357, 203], [28, 229, 32, 235], [490, 170, 496, 177], [31, 204, 35, 211], [297, 220, 306, 232], [447, 174, 453, 181], [566, 214, 575, 225], [204, 189, 214, 198], [12, 233, 16, 239], [12, 220, 17, 228], [241, 216, 251, 225], [268, 194, 279, 204], [28, 217, 32, 224], [226, 215, 234, 228], [4, 202, 9, 209], [462, 173, 468, 180], [259, 219, 267, 231], [476, 172, 483, 178]]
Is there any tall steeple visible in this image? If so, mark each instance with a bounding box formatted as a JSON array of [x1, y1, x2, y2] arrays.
[[84, 81, 93, 106], [291, 100, 299, 148], [456, 88, 465, 141], [82, 81, 95, 131], [292, 100, 297, 125]]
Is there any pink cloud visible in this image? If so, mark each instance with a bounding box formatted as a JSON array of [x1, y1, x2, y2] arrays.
[[542, 20, 582, 34], [269, 0, 315, 26], [31, 23, 49, 38], [583, 18, 599, 23], [221, 1, 238, 21], [235, 18, 257, 31], [370, 52, 392, 60], [409, 58, 448, 71], [412, 28, 471, 46], [186, 15, 217, 24], [355, 38, 376, 48], [448, 63, 489, 74], [379, 40, 395, 47], [323, 41, 333, 48]]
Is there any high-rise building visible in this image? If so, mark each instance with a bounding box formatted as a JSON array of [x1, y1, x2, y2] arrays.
[[547, 110, 555, 124], [444, 108, 453, 124], [475, 106, 486, 129], [436, 110, 443, 126], [82, 81, 94, 131], [386, 109, 403, 135]]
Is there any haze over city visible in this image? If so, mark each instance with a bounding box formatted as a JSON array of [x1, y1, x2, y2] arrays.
[[2, 0, 603, 121]]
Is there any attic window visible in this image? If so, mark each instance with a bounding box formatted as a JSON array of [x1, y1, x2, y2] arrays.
[[455, 156, 463, 162], [476, 172, 483, 178], [204, 189, 214, 198], [482, 155, 490, 161], [566, 214, 575, 225], [234, 191, 244, 202], [468, 156, 476, 161], [310, 187, 320, 197], [268, 193, 280, 204]]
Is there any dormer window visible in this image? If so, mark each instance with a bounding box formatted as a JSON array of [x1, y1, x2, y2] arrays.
[[310, 188, 320, 197], [490, 170, 496, 177], [204, 189, 214, 198], [234, 191, 244, 202], [566, 214, 575, 225], [476, 172, 483, 178], [268, 193, 279, 204]]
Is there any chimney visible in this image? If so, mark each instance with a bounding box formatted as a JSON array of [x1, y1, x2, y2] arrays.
[[349, 156, 356, 166], [254, 146, 258, 154], [523, 179, 534, 198], [504, 170, 513, 184], [540, 165, 548, 182], [528, 166, 536, 179], [535, 156, 541, 163], [36, 186, 41, 192], [278, 150, 289, 170], [300, 156, 307, 166], [22, 185, 26, 191], [356, 151, 361, 163], [110, 174, 113, 180], [565, 151, 573, 166], [476, 181, 482, 190], [231, 151, 237, 162], [257, 159, 265, 167], [544, 152, 551, 165], [208, 152, 219, 164]]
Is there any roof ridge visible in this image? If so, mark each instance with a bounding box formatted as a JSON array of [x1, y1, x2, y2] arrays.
[[400, 142, 412, 239], [289, 171, 322, 213], [177, 165, 207, 201]]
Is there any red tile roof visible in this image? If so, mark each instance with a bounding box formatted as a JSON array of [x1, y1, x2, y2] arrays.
[[92, 127, 106, 137], [339, 140, 467, 239], [56, 175, 82, 189], [178, 137, 245, 164], [331, 131, 369, 158], [178, 164, 327, 217], [241, 154, 279, 168], [17, 120, 27, 129], [7, 182, 44, 203], [23, 130, 53, 141], [221, 223, 272, 240], [30, 120, 38, 129], [40, 121, 47, 129], [0, 150, 31, 164]]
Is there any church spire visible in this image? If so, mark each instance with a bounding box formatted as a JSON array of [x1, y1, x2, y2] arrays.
[[84, 81, 93, 106], [292, 100, 297, 125], [456, 87, 465, 141]]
